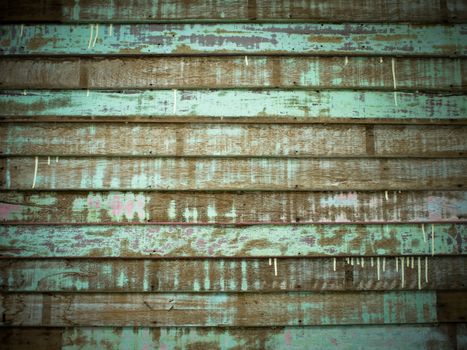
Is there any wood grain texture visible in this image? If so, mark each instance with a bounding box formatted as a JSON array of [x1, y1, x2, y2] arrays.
[[437, 291, 467, 323], [1, 90, 465, 122], [1, 325, 464, 350], [0, 0, 464, 23], [1, 57, 465, 91], [0, 224, 464, 258], [2, 157, 466, 191], [0, 291, 438, 326], [1, 190, 466, 224], [1, 23, 465, 56], [2, 123, 466, 158], [1, 257, 464, 292]]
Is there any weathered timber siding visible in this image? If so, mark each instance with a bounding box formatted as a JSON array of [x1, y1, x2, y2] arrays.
[[1, 1, 466, 348], [2, 191, 466, 224]]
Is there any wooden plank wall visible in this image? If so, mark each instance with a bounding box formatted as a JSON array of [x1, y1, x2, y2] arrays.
[[0, 0, 466, 348]]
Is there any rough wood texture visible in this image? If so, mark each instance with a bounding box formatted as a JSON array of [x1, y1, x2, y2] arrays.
[[437, 291, 467, 323], [0, 224, 464, 258], [1, 257, 464, 292], [1, 0, 464, 23], [2, 157, 466, 191], [1, 57, 465, 91], [1, 90, 465, 122], [1, 325, 465, 350], [2, 123, 466, 158], [1, 23, 465, 56], [2, 190, 465, 224], [0, 291, 438, 326]]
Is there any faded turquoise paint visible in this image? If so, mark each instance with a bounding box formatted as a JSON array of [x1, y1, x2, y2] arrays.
[[1, 90, 466, 120], [0, 224, 464, 257], [1, 23, 465, 56], [60, 325, 461, 350]]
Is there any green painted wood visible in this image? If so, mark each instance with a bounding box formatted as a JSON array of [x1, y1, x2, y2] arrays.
[[0, 0, 464, 23], [2, 123, 466, 157], [1, 325, 459, 350], [0, 224, 464, 258], [1, 90, 465, 121], [0, 23, 465, 56], [2, 157, 466, 191], [0, 291, 438, 326], [1, 190, 466, 224], [1, 257, 464, 292], [1, 57, 465, 91]]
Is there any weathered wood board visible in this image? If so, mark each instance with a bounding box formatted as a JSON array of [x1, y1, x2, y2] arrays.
[[1, 257, 464, 292], [1, 0, 465, 23], [0, 291, 440, 326], [2, 190, 465, 224], [1, 23, 466, 56], [0, 224, 464, 258], [2, 124, 466, 157], [1, 325, 465, 350], [2, 157, 466, 191], [1, 57, 465, 91], [1, 90, 466, 121]]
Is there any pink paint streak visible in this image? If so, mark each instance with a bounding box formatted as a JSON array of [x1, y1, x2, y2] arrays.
[[0, 203, 22, 219]]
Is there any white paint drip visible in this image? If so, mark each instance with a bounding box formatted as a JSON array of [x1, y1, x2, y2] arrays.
[[361, 258, 365, 267], [244, 55, 249, 66], [55, 156, 59, 163], [371, 257, 374, 267], [411, 256, 414, 269], [406, 257, 410, 267], [109, 23, 113, 36], [417, 256, 421, 290], [87, 24, 94, 49], [333, 257, 336, 271], [274, 258, 277, 276], [173, 89, 177, 114], [384, 190, 389, 201], [22, 90, 27, 96], [431, 224, 435, 256], [346, 257, 349, 264], [382, 257, 386, 271], [32, 156, 38, 189], [19, 24, 24, 38], [344, 56, 348, 65], [269, 258, 272, 266], [425, 257, 428, 283], [391, 58, 398, 106], [396, 256, 399, 272], [422, 224, 426, 243], [401, 257, 405, 287], [377, 257, 380, 280], [351, 257, 354, 266], [379, 57, 383, 63], [92, 23, 99, 47], [86, 89, 90, 97], [47, 156, 50, 165]]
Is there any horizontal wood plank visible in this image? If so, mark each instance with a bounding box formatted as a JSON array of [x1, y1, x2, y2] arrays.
[[2, 123, 466, 158], [1, 90, 466, 122], [0, 224, 464, 258], [1, 325, 464, 350], [1, 157, 466, 191], [1, 190, 466, 224], [1, 57, 465, 91], [0, 291, 438, 326], [0, 0, 464, 23], [1, 23, 465, 56], [1, 257, 464, 292]]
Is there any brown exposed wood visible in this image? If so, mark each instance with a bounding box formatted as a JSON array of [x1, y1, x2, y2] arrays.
[[1, 190, 465, 224], [0, 291, 438, 326], [0, 0, 463, 23], [0, 57, 464, 91], [0, 328, 62, 350], [1, 123, 465, 158], [0, 257, 464, 292], [437, 291, 467, 322], [1, 157, 465, 191]]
